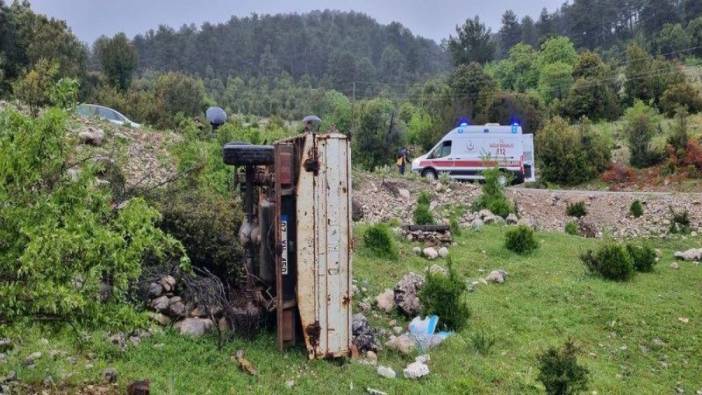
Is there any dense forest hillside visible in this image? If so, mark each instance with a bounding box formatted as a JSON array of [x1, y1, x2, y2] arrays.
[[131, 10, 450, 97]]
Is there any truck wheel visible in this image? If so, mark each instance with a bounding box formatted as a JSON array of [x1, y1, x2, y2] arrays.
[[223, 143, 274, 166], [421, 168, 437, 181]]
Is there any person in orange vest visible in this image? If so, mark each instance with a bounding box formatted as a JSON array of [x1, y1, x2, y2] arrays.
[[396, 147, 409, 175]]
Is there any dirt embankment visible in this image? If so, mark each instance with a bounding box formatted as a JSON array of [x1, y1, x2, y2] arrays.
[[353, 173, 702, 238]]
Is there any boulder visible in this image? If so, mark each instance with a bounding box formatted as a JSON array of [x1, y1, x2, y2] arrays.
[[674, 248, 702, 261], [147, 282, 163, 298], [394, 273, 425, 316], [174, 318, 213, 337], [375, 289, 395, 313], [485, 270, 508, 284], [352, 313, 378, 352], [150, 295, 169, 312], [78, 127, 105, 146], [477, 209, 493, 220], [102, 367, 118, 384], [422, 247, 439, 260], [147, 312, 171, 326], [168, 298, 187, 317], [403, 361, 430, 379], [159, 275, 176, 293], [398, 188, 411, 201], [352, 197, 364, 221], [377, 366, 396, 379], [471, 218, 484, 231], [506, 213, 519, 224], [23, 352, 42, 366], [385, 334, 415, 355], [438, 247, 449, 258], [412, 246, 422, 256]]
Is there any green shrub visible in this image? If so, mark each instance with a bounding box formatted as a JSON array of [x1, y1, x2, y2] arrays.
[[580, 244, 634, 281], [472, 168, 514, 218], [566, 202, 587, 218], [564, 221, 579, 236], [624, 101, 663, 168], [417, 191, 432, 206], [669, 208, 691, 234], [469, 330, 496, 355], [505, 225, 539, 254], [629, 200, 644, 218], [626, 244, 657, 273], [363, 224, 399, 260], [449, 217, 462, 236], [537, 340, 590, 395], [419, 258, 470, 331], [413, 204, 434, 225]]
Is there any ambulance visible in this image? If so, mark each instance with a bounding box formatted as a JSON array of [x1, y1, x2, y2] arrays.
[[411, 123, 536, 184]]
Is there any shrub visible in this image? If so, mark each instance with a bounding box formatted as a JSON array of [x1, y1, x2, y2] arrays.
[[629, 200, 644, 218], [417, 191, 432, 206], [413, 204, 435, 225], [660, 82, 702, 117], [419, 258, 470, 331], [537, 340, 589, 395], [565, 221, 579, 236], [505, 225, 539, 254], [669, 208, 691, 234], [624, 101, 663, 168], [469, 330, 496, 355], [566, 202, 587, 218], [626, 244, 657, 273], [601, 164, 636, 184], [363, 224, 399, 260], [536, 117, 610, 185], [580, 244, 635, 281], [667, 109, 690, 164], [449, 217, 462, 236], [472, 167, 514, 218]]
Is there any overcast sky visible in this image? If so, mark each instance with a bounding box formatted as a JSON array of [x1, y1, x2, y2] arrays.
[[30, 0, 565, 44]]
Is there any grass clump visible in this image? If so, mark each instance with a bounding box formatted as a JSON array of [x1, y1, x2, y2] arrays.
[[362, 224, 398, 260], [669, 208, 691, 234], [566, 201, 587, 218], [419, 257, 470, 331], [413, 191, 434, 225], [564, 221, 579, 236], [537, 339, 589, 395], [469, 330, 496, 355], [417, 191, 431, 206], [629, 200, 644, 218], [580, 244, 634, 281], [505, 225, 539, 254], [471, 168, 514, 218], [626, 243, 657, 273]]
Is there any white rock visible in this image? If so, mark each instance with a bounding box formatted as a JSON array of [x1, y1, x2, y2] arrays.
[[415, 354, 430, 364], [485, 270, 508, 284], [398, 188, 411, 201], [412, 246, 422, 256], [506, 213, 519, 224], [174, 318, 213, 337], [392, 326, 403, 335], [403, 361, 430, 379], [438, 247, 449, 258], [471, 218, 484, 231], [377, 365, 396, 379], [423, 247, 439, 260], [385, 334, 415, 355], [375, 289, 395, 313], [366, 350, 378, 365], [674, 248, 702, 261]]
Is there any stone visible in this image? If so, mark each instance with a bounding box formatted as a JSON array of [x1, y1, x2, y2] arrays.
[[478, 209, 493, 219], [412, 246, 422, 256], [147, 282, 163, 298], [438, 247, 449, 258], [422, 247, 439, 260], [102, 367, 118, 384], [506, 213, 519, 224], [674, 248, 702, 261], [148, 312, 171, 326], [392, 326, 403, 335], [394, 273, 425, 316], [218, 317, 231, 334], [4, 370, 17, 382], [385, 334, 415, 355], [168, 298, 187, 317], [471, 218, 484, 231], [366, 350, 378, 365], [415, 354, 430, 364], [398, 188, 411, 201], [367, 388, 388, 395], [670, 262, 680, 270], [375, 289, 395, 313], [403, 361, 430, 379], [359, 301, 371, 313], [150, 294, 169, 311], [429, 264, 448, 276], [174, 318, 213, 337], [377, 365, 396, 379], [485, 269, 508, 284], [352, 313, 378, 352], [159, 275, 176, 293], [352, 197, 364, 221], [78, 127, 105, 146], [23, 352, 42, 366]]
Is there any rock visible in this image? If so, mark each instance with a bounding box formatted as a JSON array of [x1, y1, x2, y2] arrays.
[[23, 352, 42, 366], [366, 350, 378, 365], [352, 197, 364, 221], [483, 214, 499, 224], [375, 289, 395, 313], [438, 247, 449, 258], [218, 317, 231, 334], [3, 370, 17, 382], [352, 313, 378, 352], [148, 312, 171, 326], [506, 213, 519, 224], [127, 380, 150, 395], [102, 367, 118, 384], [160, 275, 176, 293], [415, 354, 430, 364], [471, 218, 484, 231], [285, 380, 295, 388], [403, 361, 430, 379], [150, 295, 169, 312], [367, 388, 388, 395], [670, 262, 680, 270], [0, 353, 6, 364], [392, 326, 403, 335], [674, 248, 702, 261], [147, 282, 163, 298], [394, 273, 425, 316], [412, 246, 422, 256], [485, 269, 508, 284], [422, 247, 439, 260], [174, 318, 213, 337], [359, 301, 371, 313], [0, 339, 11, 352], [385, 334, 415, 355], [398, 188, 411, 201], [577, 220, 598, 238], [168, 297, 186, 317], [478, 209, 493, 219], [377, 366, 396, 379], [429, 264, 448, 276], [78, 127, 105, 146], [43, 375, 54, 387]]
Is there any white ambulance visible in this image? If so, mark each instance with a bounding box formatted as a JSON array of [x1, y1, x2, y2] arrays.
[[411, 123, 536, 184]]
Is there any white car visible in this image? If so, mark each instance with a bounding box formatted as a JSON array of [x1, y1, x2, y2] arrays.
[[76, 104, 141, 128]]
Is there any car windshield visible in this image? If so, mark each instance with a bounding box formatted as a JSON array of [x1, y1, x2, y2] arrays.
[[430, 140, 451, 159], [97, 107, 124, 122]]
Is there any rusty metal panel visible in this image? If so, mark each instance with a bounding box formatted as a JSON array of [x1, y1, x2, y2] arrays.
[[296, 132, 352, 359]]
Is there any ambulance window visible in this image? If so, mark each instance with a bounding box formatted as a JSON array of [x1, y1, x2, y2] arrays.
[[432, 140, 452, 158]]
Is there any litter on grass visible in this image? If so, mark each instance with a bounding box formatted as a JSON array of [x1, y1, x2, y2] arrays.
[[408, 315, 452, 352]]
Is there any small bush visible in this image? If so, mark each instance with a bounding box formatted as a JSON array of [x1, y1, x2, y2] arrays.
[[565, 221, 579, 236], [449, 216, 462, 236], [469, 330, 496, 355], [566, 202, 587, 218], [472, 168, 514, 218], [580, 244, 634, 281], [419, 258, 470, 331], [417, 191, 432, 206], [669, 208, 691, 234], [414, 204, 434, 225], [626, 243, 657, 273], [537, 340, 590, 395], [629, 200, 644, 218], [363, 224, 399, 260], [505, 225, 539, 254], [601, 163, 636, 184]]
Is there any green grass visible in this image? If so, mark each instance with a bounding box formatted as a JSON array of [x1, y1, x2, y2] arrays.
[[2, 226, 701, 394]]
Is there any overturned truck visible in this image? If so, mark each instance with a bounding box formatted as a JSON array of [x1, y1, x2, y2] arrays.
[[223, 117, 352, 359]]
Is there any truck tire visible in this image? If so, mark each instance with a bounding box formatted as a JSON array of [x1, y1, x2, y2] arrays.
[[421, 168, 437, 181], [222, 143, 274, 166]]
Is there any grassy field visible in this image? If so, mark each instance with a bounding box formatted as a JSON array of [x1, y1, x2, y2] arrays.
[[2, 225, 701, 394]]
